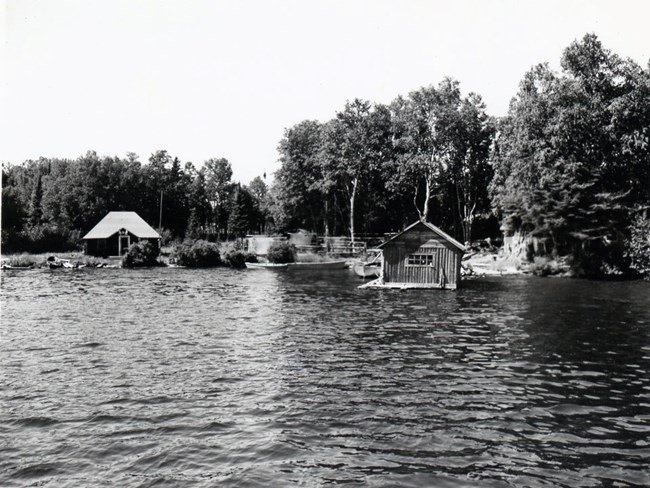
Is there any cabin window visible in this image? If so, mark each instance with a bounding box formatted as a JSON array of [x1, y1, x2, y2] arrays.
[[407, 253, 434, 266]]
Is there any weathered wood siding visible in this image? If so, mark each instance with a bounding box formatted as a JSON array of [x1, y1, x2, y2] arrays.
[[382, 227, 462, 288]]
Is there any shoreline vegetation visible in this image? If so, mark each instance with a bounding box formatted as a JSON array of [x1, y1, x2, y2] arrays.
[[1, 252, 114, 269], [0, 250, 598, 283], [2, 34, 649, 280], [0, 240, 291, 270], [0, 244, 604, 280], [2, 243, 647, 283]]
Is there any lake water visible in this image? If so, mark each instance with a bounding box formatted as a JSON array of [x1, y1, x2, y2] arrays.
[[1, 267, 649, 487]]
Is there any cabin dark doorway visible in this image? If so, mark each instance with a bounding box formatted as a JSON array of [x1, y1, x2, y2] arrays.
[[119, 235, 130, 255]]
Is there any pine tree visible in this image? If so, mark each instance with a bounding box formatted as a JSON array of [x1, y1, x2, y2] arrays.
[[186, 208, 202, 240], [227, 186, 255, 238]]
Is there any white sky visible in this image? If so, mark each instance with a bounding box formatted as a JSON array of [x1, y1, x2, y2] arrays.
[[2, 0, 649, 184]]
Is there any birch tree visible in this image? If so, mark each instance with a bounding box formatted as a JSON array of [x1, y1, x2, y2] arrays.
[[323, 99, 391, 243], [452, 93, 495, 243], [390, 80, 460, 222]]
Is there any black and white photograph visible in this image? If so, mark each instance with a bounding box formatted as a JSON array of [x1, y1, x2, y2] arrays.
[[1, 0, 649, 486]]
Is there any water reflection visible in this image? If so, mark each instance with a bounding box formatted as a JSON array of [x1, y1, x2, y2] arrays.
[[1, 268, 649, 487]]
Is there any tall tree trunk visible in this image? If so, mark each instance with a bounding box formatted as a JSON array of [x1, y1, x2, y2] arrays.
[[456, 181, 476, 243], [422, 175, 432, 221], [415, 175, 433, 222], [464, 202, 476, 244], [349, 176, 358, 244], [324, 199, 330, 237], [455, 183, 465, 242], [414, 183, 421, 219]]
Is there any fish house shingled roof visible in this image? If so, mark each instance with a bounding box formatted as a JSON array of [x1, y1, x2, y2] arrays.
[[378, 220, 466, 253], [82, 212, 161, 240]]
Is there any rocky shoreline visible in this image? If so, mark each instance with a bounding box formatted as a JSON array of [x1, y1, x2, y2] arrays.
[[462, 252, 521, 276], [462, 251, 580, 278]]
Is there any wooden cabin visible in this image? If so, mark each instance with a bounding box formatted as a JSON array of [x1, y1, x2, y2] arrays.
[[374, 220, 465, 290], [82, 211, 161, 257]]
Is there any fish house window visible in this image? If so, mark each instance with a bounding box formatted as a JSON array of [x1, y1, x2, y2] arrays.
[[407, 253, 434, 266]]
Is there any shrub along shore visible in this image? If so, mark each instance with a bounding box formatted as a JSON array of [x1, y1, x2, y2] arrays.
[[2, 240, 645, 281], [1, 252, 113, 269], [0, 239, 261, 269]]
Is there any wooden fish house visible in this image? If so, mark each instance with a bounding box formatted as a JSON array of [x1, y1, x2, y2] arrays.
[[82, 211, 161, 257], [368, 220, 465, 290]]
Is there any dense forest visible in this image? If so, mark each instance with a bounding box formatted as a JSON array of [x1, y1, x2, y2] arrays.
[[1, 150, 271, 252], [2, 35, 649, 276]]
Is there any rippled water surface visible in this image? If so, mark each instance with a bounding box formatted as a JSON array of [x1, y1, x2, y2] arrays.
[[1, 268, 649, 487]]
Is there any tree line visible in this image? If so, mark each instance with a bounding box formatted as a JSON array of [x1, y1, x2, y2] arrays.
[[272, 34, 649, 275], [273, 79, 496, 244], [490, 34, 650, 274], [2, 34, 649, 276], [1, 150, 272, 253]]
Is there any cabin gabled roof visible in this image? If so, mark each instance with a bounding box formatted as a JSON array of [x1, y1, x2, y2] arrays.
[[82, 211, 161, 240], [378, 220, 466, 253]]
